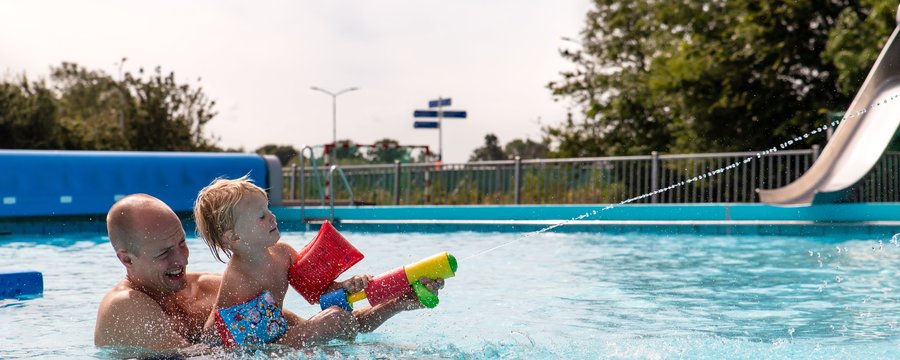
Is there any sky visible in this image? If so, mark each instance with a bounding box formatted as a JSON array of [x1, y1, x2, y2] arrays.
[[0, 0, 593, 163]]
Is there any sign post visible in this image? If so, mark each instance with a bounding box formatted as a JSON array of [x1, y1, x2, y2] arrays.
[[413, 97, 466, 161]]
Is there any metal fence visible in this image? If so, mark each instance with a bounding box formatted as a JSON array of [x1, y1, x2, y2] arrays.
[[282, 147, 900, 205]]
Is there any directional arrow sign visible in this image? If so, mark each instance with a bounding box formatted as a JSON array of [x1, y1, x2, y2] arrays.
[[414, 110, 439, 118], [428, 98, 451, 108], [414, 121, 439, 129], [413, 110, 467, 118], [442, 111, 466, 118]]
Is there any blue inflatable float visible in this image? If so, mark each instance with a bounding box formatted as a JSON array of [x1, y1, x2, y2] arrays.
[[0, 271, 43, 299]]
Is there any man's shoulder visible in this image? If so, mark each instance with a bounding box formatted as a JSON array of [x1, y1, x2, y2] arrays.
[[98, 282, 162, 316], [191, 272, 222, 284], [191, 272, 222, 292], [95, 282, 169, 346], [94, 281, 194, 349]]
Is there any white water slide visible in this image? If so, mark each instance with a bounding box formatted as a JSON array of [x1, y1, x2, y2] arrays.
[[757, 9, 900, 206]]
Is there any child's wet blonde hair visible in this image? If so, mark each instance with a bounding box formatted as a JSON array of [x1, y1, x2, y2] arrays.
[[194, 175, 267, 262]]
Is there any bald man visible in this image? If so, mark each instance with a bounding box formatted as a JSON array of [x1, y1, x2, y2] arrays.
[[95, 194, 442, 354]]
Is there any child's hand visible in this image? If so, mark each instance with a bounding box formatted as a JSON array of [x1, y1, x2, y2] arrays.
[[398, 277, 445, 311], [340, 274, 372, 295]]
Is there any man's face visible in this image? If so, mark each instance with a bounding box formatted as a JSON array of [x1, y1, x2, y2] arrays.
[[125, 211, 190, 296]]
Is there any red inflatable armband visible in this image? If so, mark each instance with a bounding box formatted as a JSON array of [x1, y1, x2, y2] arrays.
[[288, 221, 364, 303]]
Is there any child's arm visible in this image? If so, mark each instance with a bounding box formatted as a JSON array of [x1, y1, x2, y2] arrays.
[[353, 277, 445, 333]]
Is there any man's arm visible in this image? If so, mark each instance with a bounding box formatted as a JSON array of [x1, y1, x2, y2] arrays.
[[94, 290, 192, 351], [275, 307, 358, 347], [354, 277, 445, 333]]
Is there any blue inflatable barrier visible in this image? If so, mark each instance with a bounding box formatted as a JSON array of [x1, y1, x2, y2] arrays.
[[0, 271, 43, 299], [0, 150, 282, 217]]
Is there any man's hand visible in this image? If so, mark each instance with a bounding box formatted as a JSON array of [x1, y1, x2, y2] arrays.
[[309, 306, 360, 341], [276, 306, 359, 347], [351, 277, 447, 333], [397, 277, 445, 311]]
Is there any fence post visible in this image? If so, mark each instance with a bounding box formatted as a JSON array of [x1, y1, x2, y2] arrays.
[[299, 155, 306, 222], [289, 164, 296, 200], [425, 169, 431, 205], [393, 160, 401, 205], [514, 156, 521, 205], [650, 151, 659, 203], [328, 165, 336, 222], [811, 145, 821, 162]]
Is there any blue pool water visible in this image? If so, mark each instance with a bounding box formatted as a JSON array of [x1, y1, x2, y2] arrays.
[[1, 228, 899, 359]]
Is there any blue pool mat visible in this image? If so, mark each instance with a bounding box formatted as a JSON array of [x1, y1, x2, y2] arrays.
[[0, 271, 43, 299]]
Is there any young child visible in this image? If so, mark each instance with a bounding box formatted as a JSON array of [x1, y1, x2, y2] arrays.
[[194, 176, 369, 346]]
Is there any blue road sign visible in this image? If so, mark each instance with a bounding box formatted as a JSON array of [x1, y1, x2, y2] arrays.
[[442, 111, 466, 118], [428, 98, 451, 108], [414, 110, 439, 118], [414, 121, 440, 129], [414, 110, 467, 118]]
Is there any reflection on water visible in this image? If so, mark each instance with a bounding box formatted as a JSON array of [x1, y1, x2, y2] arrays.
[[1, 230, 899, 359]]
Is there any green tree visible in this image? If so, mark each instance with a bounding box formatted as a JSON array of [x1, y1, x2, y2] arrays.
[[367, 138, 411, 164], [51, 63, 130, 149], [469, 133, 507, 161], [123, 65, 219, 151], [255, 144, 299, 165], [0, 77, 58, 149], [547, 1, 894, 156], [0, 61, 220, 151], [504, 138, 550, 159]]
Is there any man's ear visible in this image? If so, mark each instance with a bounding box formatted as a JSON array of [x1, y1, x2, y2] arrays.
[[116, 249, 133, 267]]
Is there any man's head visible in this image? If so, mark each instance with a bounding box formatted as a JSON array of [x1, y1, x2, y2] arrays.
[[107, 194, 189, 296], [193, 176, 271, 262]]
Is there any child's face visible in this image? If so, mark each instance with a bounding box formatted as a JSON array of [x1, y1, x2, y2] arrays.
[[232, 190, 280, 248]]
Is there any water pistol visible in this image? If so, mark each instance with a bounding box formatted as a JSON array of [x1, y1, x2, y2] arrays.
[[286, 220, 458, 311], [318, 251, 458, 311]]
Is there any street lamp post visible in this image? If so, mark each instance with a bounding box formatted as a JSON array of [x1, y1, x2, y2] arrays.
[[310, 86, 359, 165]]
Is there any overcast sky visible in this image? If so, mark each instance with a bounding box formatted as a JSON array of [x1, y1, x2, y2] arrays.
[[1, 0, 592, 163]]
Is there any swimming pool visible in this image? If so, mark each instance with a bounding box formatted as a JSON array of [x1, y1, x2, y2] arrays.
[[1, 227, 899, 359]]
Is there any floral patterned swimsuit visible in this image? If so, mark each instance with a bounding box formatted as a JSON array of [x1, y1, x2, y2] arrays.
[[213, 290, 288, 346]]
